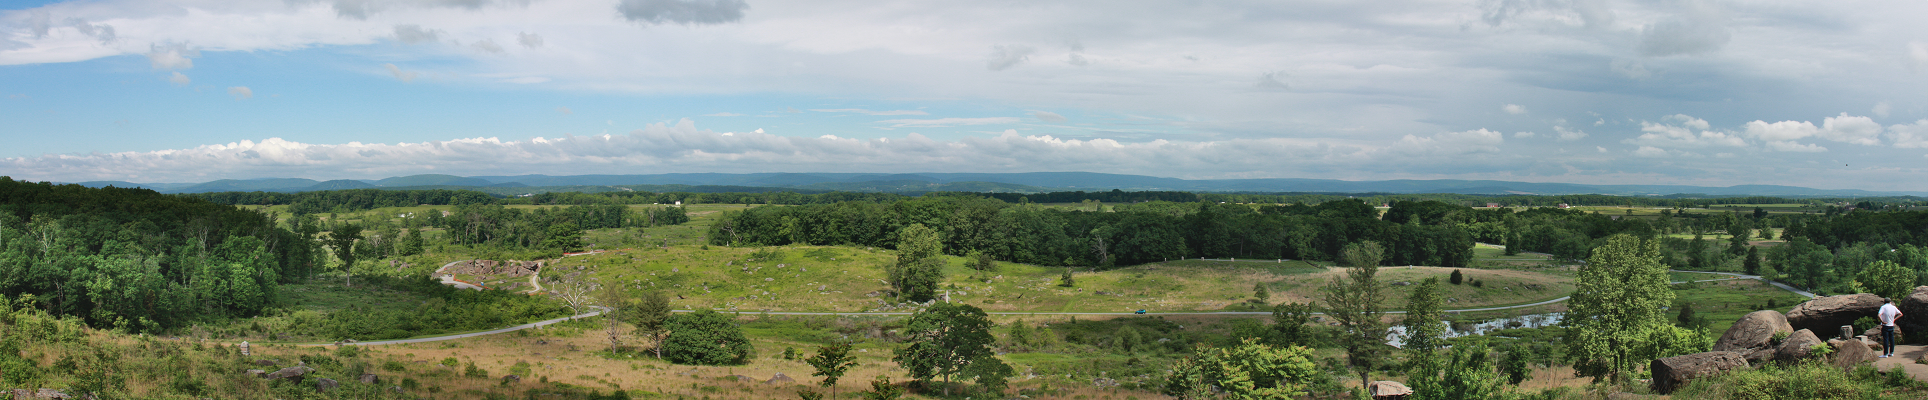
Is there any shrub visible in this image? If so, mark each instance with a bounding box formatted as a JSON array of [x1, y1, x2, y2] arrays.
[[1674, 360, 1915, 400], [1449, 270, 1464, 285], [662, 310, 754, 365]]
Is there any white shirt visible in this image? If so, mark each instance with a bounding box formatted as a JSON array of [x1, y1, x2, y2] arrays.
[[1880, 303, 1902, 327]]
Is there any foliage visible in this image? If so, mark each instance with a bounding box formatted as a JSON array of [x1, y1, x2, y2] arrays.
[[858, 376, 906, 400], [888, 224, 946, 302], [892, 302, 1009, 395], [1322, 242, 1389, 391], [1409, 344, 1509, 400], [1673, 361, 1927, 400], [805, 341, 859, 399], [1564, 234, 1675, 383], [1252, 282, 1271, 303], [1268, 302, 1317, 348], [1860, 260, 1914, 300], [1402, 277, 1446, 355], [1449, 269, 1464, 285], [1162, 338, 1321, 400], [661, 310, 754, 365]]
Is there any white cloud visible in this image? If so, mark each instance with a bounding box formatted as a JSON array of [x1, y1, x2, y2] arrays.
[[1743, 120, 1818, 141], [1764, 141, 1826, 152], [1874, 102, 1892, 118], [1633, 146, 1670, 158], [1032, 111, 1067, 122], [1912, 42, 1928, 72], [1502, 104, 1526, 115], [66, 18, 115, 44], [876, 117, 1021, 128], [1818, 113, 1882, 145], [472, 39, 504, 54], [1888, 120, 1928, 149], [227, 86, 252, 100], [146, 43, 197, 70], [986, 45, 1035, 71], [1624, 115, 1742, 149], [809, 109, 929, 116], [384, 63, 418, 83], [703, 112, 744, 117], [504, 77, 548, 84], [1514, 131, 1535, 138], [1392, 129, 1503, 156], [1555, 126, 1587, 141], [618, 0, 749, 25], [167, 71, 190, 86], [393, 25, 441, 44], [1636, 1, 1731, 57], [518, 32, 543, 48]]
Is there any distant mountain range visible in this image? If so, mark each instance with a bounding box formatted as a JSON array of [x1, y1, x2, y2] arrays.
[[57, 172, 1928, 198]]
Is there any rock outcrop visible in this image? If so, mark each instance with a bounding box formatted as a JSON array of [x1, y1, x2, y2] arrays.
[[1650, 351, 1747, 394], [446, 259, 543, 278], [1714, 310, 1794, 352], [765, 373, 796, 385], [316, 378, 339, 392], [1773, 329, 1823, 364], [6, 389, 72, 399], [1786, 294, 1885, 333], [1899, 286, 1928, 339], [1828, 339, 1877, 369], [263, 366, 314, 382], [1367, 381, 1412, 400]]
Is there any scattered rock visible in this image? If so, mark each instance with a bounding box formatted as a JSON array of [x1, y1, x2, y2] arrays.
[[765, 373, 796, 385], [1366, 380, 1412, 399], [359, 374, 380, 385], [245, 369, 266, 377], [1828, 338, 1877, 369], [263, 366, 314, 382], [1650, 351, 1747, 394], [1773, 329, 1823, 364], [316, 378, 339, 392], [1713, 310, 1793, 352], [1785, 294, 1885, 333], [7, 389, 72, 399]]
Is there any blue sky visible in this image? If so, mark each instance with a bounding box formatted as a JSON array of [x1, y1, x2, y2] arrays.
[[4, 0, 1928, 190]]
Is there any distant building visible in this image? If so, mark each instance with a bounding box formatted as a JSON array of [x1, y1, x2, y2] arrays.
[[1486, 203, 1500, 208], [1557, 203, 1572, 209]]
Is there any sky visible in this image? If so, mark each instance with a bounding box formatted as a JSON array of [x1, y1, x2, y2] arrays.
[[3, 0, 1928, 190]]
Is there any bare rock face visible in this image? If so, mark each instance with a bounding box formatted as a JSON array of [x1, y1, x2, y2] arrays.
[[1898, 286, 1928, 339], [1785, 294, 1885, 333], [1650, 351, 1748, 394], [1773, 329, 1823, 364], [765, 373, 796, 385], [1714, 310, 1794, 352], [1828, 339, 1877, 369]]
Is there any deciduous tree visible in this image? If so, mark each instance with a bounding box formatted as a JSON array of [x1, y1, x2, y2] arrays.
[[1322, 241, 1388, 392], [1564, 234, 1674, 383], [892, 302, 1008, 396]]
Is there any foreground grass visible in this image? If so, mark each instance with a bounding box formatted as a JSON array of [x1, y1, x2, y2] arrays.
[[1673, 361, 1928, 400]]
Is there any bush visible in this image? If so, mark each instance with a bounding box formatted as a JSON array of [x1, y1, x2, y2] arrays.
[[662, 310, 754, 365], [1449, 270, 1464, 285], [1674, 361, 1919, 399]]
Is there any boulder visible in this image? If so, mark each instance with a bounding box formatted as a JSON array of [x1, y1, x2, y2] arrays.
[[1367, 381, 1412, 400], [1714, 310, 1794, 352], [359, 374, 380, 385], [263, 366, 314, 382], [316, 378, 339, 392], [1650, 351, 1746, 394], [1785, 294, 1885, 333], [765, 373, 796, 385], [1828, 339, 1877, 369], [1773, 329, 1823, 364], [8, 389, 73, 399], [1741, 348, 1776, 365]]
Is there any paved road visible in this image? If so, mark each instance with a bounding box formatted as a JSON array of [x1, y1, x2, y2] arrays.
[[307, 306, 608, 347]]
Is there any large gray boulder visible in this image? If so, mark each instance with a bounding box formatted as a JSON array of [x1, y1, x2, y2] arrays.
[[1714, 310, 1794, 352], [316, 378, 340, 392], [1898, 286, 1928, 338], [1786, 294, 1885, 333], [1367, 381, 1412, 400], [1828, 338, 1877, 369], [1650, 351, 1747, 394], [1773, 329, 1823, 364]]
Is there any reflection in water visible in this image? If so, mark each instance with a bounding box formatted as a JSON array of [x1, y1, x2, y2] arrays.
[[1384, 313, 1565, 348]]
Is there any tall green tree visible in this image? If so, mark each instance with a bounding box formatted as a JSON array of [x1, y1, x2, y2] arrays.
[[891, 224, 946, 302], [1401, 278, 1446, 361], [1269, 302, 1317, 348], [1743, 246, 1761, 276], [324, 224, 363, 287], [635, 290, 673, 359], [1563, 234, 1674, 383], [1322, 241, 1388, 392], [661, 310, 754, 365], [892, 302, 1009, 396]]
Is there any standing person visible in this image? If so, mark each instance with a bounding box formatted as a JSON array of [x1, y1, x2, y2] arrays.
[[1879, 298, 1904, 358]]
